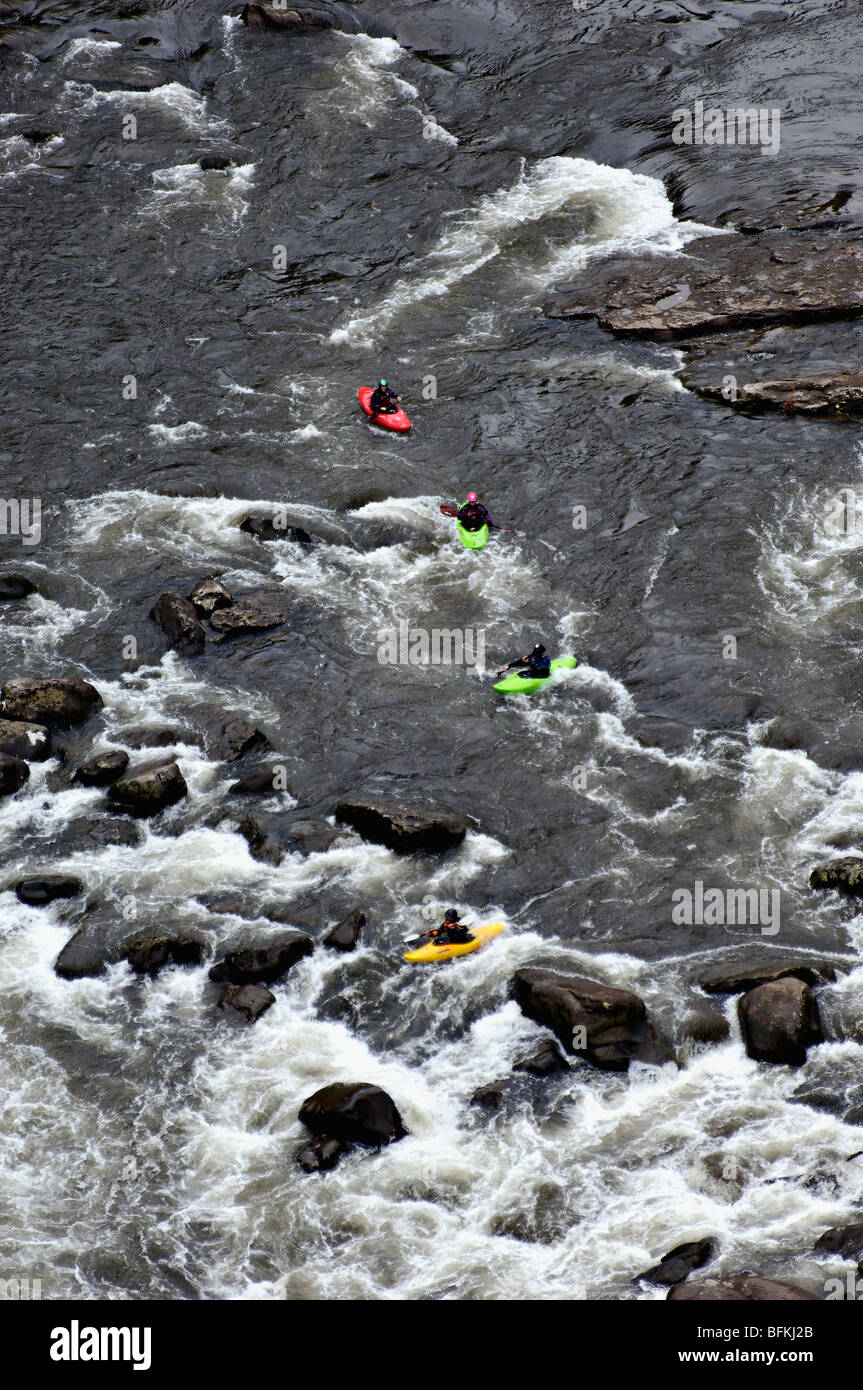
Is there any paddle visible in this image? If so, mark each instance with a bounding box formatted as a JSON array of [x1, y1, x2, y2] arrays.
[[439, 504, 521, 535], [404, 918, 474, 943]]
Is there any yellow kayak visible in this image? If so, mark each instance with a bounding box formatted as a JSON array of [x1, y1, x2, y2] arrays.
[[404, 921, 504, 964]]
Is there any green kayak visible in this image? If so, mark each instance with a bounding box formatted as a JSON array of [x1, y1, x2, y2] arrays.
[[457, 520, 489, 550], [494, 656, 577, 694]]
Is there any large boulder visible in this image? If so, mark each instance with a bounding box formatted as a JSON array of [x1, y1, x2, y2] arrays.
[[209, 588, 292, 638], [0, 718, 51, 761], [738, 977, 823, 1065], [208, 931, 314, 985], [299, 1083, 407, 1147], [636, 1239, 714, 1287], [73, 749, 129, 787], [323, 909, 365, 952], [1, 677, 102, 727], [810, 858, 863, 896], [15, 875, 82, 906], [218, 982, 275, 1023], [334, 797, 467, 854], [106, 759, 187, 817], [189, 578, 231, 617], [668, 1276, 819, 1302], [511, 967, 656, 1071], [0, 751, 29, 795], [699, 958, 836, 994], [149, 592, 206, 656]]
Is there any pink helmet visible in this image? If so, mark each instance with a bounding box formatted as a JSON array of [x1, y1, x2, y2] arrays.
[[467, 492, 478, 503]]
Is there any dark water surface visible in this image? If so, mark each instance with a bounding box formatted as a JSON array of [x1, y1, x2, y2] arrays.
[[2, 0, 863, 1300]]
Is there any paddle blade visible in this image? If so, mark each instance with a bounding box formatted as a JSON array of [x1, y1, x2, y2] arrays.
[[440, 504, 458, 517]]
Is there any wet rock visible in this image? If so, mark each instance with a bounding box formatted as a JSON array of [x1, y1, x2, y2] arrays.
[[679, 1003, 731, 1047], [216, 718, 271, 763], [239, 814, 340, 865], [199, 155, 232, 171], [296, 1136, 347, 1173], [0, 718, 51, 761], [209, 588, 292, 637], [686, 371, 863, 420], [511, 967, 656, 1072], [218, 982, 275, 1023], [299, 1083, 407, 1147], [636, 1238, 714, 1287], [668, 1276, 819, 1302], [122, 726, 199, 750], [208, 931, 314, 985], [323, 909, 365, 952], [54, 929, 109, 979], [241, 5, 335, 34], [239, 514, 318, 545], [55, 816, 142, 852], [149, 592, 206, 656], [813, 1223, 863, 1261], [228, 764, 291, 796], [15, 874, 82, 906], [0, 751, 29, 795], [106, 759, 187, 817], [73, 749, 129, 787], [1, 676, 102, 727], [810, 857, 863, 896], [738, 977, 823, 1065], [470, 1082, 505, 1110], [698, 958, 836, 994], [0, 573, 35, 600], [334, 797, 467, 854], [513, 1039, 568, 1077], [546, 231, 863, 340], [189, 577, 232, 617], [123, 936, 203, 974]]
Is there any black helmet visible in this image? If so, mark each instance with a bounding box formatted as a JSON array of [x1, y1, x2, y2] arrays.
[[532, 643, 546, 656], [444, 909, 459, 922]]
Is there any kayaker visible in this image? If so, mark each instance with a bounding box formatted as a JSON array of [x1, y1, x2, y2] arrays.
[[457, 493, 491, 532], [423, 909, 475, 945], [369, 378, 401, 415], [502, 643, 551, 679]]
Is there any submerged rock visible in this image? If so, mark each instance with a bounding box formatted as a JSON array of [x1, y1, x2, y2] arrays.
[[208, 932, 313, 985], [678, 1003, 731, 1048], [15, 875, 82, 906], [296, 1136, 348, 1173], [738, 977, 823, 1065], [636, 1238, 714, 1287], [189, 577, 232, 617], [810, 857, 863, 896], [216, 718, 271, 763], [1, 676, 102, 727], [218, 982, 275, 1023], [668, 1276, 819, 1301], [0, 573, 36, 601], [73, 749, 129, 787], [0, 751, 29, 796], [149, 592, 206, 656], [239, 514, 318, 544], [228, 764, 291, 796], [512, 1039, 568, 1077], [0, 718, 51, 761], [298, 1082, 407, 1147], [239, 814, 340, 865], [334, 797, 467, 854], [511, 967, 656, 1072], [469, 1082, 505, 1110], [813, 1223, 863, 1261], [323, 909, 365, 952], [106, 759, 187, 817]]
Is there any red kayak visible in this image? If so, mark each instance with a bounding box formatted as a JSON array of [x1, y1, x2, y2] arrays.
[[358, 387, 411, 432]]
